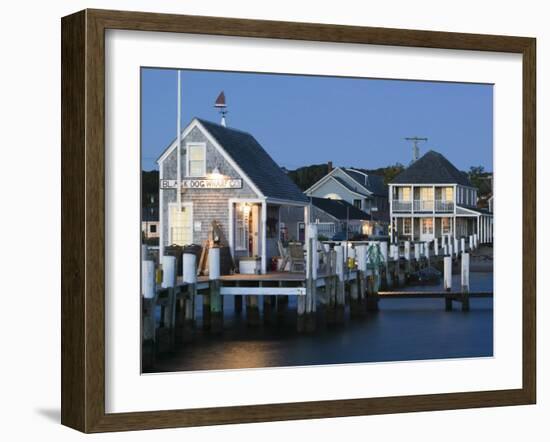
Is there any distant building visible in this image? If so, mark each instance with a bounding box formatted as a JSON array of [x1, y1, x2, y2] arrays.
[[141, 206, 159, 240], [388, 150, 493, 243], [280, 196, 375, 242], [304, 166, 389, 234]]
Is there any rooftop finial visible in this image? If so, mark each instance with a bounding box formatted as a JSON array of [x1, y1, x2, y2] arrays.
[[214, 91, 228, 127]]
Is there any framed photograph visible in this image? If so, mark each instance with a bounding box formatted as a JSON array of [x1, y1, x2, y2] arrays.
[[61, 9, 536, 433]]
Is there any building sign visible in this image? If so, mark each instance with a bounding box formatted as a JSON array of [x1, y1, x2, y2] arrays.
[[160, 178, 243, 190]]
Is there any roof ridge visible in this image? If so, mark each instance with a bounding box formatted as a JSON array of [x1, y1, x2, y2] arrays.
[[196, 118, 254, 136]]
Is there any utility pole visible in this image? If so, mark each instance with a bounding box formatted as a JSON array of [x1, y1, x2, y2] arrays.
[[405, 136, 428, 162]]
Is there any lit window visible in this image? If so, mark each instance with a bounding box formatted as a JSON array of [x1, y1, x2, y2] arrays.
[[403, 218, 412, 235], [400, 187, 411, 201], [421, 218, 434, 234], [187, 144, 205, 177], [169, 204, 192, 246]]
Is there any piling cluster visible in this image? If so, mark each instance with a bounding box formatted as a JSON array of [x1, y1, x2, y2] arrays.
[[142, 230, 483, 370]]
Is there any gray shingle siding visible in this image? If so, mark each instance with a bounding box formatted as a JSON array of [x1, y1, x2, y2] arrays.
[[160, 126, 258, 248]]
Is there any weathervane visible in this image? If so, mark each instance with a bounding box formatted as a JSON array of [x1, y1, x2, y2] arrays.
[[214, 91, 228, 127]]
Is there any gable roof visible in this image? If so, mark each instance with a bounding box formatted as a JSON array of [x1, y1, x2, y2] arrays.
[[157, 118, 308, 204], [343, 168, 388, 197], [197, 119, 309, 203], [390, 150, 472, 186], [332, 176, 370, 197], [311, 197, 371, 221]]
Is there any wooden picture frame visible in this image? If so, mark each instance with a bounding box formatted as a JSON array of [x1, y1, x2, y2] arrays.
[[61, 9, 536, 433]]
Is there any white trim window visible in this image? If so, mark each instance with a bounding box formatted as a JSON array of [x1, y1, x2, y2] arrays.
[[187, 143, 206, 177], [168, 202, 193, 246], [403, 218, 412, 235], [441, 217, 451, 235]]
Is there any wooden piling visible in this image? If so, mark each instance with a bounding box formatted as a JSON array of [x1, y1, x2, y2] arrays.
[[461, 252, 470, 312], [444, 255, 452, 311], [234, 294, 243, 314], [334, 245, 346, 324], [247, 293, 261, 327], [366, 270, 380, 312], [141, 260, 156, 370], [305, 231, 318, 333], [352, 245, 367, 318], [182, 253, 197, 342], [161, 256, 177, 350], [209, 246, 223, 334]]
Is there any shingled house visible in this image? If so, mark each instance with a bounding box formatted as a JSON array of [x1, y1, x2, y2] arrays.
[[388, 150, 493, 244], [157, 118, 309, 273], [304, 166, 389, 235]]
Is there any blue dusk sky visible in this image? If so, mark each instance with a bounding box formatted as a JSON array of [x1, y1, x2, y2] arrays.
[[141, 68, 493, 173]]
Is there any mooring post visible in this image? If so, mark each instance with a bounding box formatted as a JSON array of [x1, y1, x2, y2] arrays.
[[434, 237, 439, 257], [334, 245, 345, 324], [209, 246, 223, 334], [404, 240, 411, 275], [182, 252, 196, 342], [460, 237, 466, 254], [414, 242, 421, 271], [304, 229, 318, 333], [454, 238, 459, 259], [444, 255, 452, 311], [247, 291, 261, 328], [379, 241, 389, 289], [142, 260, 156, 370], [469, 235, 474, 252], [461, 252, 470, 311], [366, 268, 380, 312], [161, 255, 177, 349], [355, 245, 367, 317]]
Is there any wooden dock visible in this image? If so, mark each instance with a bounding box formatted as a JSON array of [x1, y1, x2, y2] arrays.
[[142, 233, 492, 370]]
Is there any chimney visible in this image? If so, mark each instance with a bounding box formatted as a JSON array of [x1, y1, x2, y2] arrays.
[[327, 161, 333, 173]]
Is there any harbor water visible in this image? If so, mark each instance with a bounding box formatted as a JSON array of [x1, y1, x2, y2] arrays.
[[148, 272, 493, 373]]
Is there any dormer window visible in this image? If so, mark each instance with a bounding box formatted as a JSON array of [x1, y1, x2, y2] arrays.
[[187, 143, 206, 177]]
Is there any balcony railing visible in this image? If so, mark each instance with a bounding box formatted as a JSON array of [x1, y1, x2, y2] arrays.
[[434, 200, 454, 212], [392, 200, 454, 213], [413, 200, 434, 212], [392, 200, 412, 212]]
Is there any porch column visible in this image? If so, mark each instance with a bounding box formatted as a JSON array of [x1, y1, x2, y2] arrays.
[[390, 216, 394, 243], [477, 215, 480, 244], [261, 200, 267, 274], [411, 216, 414, 241]]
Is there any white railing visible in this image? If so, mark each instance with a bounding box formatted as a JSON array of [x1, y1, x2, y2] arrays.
[[315, 222, 336, 238], [413, 200, 434, 212], [434, 200, 454, 212], [393, 199, 455, 212], [392, 200, 412, 211]]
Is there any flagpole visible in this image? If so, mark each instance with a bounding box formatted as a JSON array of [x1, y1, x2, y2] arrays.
[[177, 70, 181, 209]]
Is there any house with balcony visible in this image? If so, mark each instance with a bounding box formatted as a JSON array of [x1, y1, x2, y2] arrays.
[[389, 150, 493, 244]]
